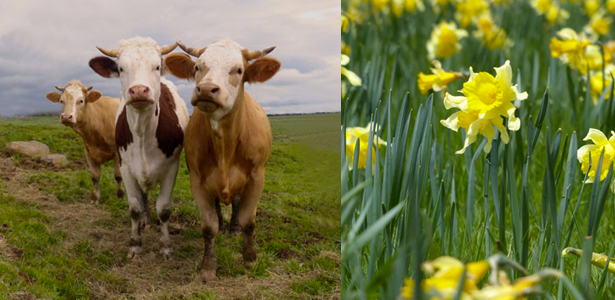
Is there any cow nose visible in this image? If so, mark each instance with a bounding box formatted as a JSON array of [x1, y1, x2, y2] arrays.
[[129, 85, 149, 98], [196, 83, 220, 97]]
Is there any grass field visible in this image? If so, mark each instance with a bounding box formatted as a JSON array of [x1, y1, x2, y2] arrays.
[[0, 113, 340, 299], [342, 0, 615, 299]]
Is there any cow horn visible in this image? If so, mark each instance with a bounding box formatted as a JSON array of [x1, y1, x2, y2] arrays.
[[243, 46, 276, 61], [55, 86, 65, 92], [160, 42, 178, 55], [96, 46, 118, 58], [178, 41, 206, 57], [86, 86, 93, 91]]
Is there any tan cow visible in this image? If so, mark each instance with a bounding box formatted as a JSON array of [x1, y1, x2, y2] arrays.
[[46, 80, 124, 203], [164, 39, 280, 281]]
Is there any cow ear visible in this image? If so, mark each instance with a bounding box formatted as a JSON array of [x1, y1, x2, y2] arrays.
[[89, 56, 119, 78], [164, 53, 195, 80], [46, 92, 61, 103], [86, 90, 102, 103], [244, 57, 281, 83]]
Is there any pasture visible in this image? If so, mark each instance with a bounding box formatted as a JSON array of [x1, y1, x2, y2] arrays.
[[0, 113, 340, 299]]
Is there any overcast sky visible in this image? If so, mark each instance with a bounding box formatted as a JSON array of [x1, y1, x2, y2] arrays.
[[0, 0, 339, 117]]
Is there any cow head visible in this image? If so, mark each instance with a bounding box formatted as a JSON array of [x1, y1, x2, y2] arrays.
[[164, 39, 281, 118], [88, 37, 177, 110], [46, 80, 102, 126]]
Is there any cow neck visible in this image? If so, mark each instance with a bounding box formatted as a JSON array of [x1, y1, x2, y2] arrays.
[[73, 103, 107, 146], [207, 88, 245, 174], [125, 99, 159, 143]]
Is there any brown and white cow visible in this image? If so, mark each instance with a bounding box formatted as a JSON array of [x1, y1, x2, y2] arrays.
[[46, 80, 124, 203], [88, 37, 189, 259], [164, 38, 280, 281]]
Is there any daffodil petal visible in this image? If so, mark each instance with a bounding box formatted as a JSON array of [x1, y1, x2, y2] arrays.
[[441, 111, 462, 132], [494, 60, 512, 85], [342, 67, 362, 86], [341, 54, 350, 66], [443, 94, 469, 110], [584, 128, 609, 145]]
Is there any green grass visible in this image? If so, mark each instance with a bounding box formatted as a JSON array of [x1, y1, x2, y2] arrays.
[[0, 113, 340, 299], [342, 1, 615, 299]]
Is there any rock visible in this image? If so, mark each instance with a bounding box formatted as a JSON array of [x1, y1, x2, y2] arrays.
[[41, 154, 69, 167], [5, 141, 50, 158]]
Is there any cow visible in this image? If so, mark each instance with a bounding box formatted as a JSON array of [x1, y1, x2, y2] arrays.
[[164, 38, 280, 281], [88, 37, 189, 259], [45, 80, 124, 203]]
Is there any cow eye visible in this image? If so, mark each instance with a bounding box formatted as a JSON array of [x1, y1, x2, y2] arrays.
[[119, 67, 124, 72], [79, 100, 84, 104], [60, 100, 63, 104], [237, 68, 242, 74], [156, 65, 160, 71], [195, 65, 199, 71]]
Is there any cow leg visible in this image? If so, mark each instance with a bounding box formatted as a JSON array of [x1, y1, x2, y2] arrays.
[[156, 162, 179, 259], [140, 191, 150, 230], [85, 152, 101, 203], [229, 196, 241, 234], [215, 198, 224, 232], [123, 173, 145, 259], [191, 173, 219, 282], [238, 168, 265, 262], [113, 155, 125, 198]]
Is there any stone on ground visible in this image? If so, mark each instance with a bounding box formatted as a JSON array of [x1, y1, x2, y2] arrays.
[[5, 141, 50, 158]]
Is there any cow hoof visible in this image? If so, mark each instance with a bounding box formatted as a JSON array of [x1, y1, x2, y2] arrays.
[[243, 246, 257, 262], [127, 246, 142, 259], [200, 269, 217, 283], [117, 189, 125, 198], [161, 247, 173, 260]]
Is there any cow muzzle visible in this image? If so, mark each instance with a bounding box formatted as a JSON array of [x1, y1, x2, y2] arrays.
[[192, 82, 223, 113], [60, 114, 76, 125], [128, 85, 154, 109]]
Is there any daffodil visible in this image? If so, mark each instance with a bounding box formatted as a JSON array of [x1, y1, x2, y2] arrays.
[[588, 64, 614, 104], [342, 55, 362, 86], [392, 0, 425, 16], [584, 0, 600, 17], [455, 0, 488, 28], [345, 123, 387, 170], [584, 9, 613, 37], [577, 128, 615, 190], [549, 28, 604, 74], [441, 61, 528, 154], [608, 0, 615, 14], [546, 4, 570, 25], [562, 247, 615, 274], [418, 60, 462, 94], [400, 256, 490, 299], [531, 0, 551, 13], [471, 270, 558, 300], [427, 21, 469, 60], [372, 0, 392, 11], [474, 15, 513, 50]]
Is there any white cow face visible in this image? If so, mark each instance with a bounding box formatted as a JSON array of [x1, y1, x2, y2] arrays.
[[89, 37, 177, 110], [46, 81, 101, 126], [164, 39, 281, 119]]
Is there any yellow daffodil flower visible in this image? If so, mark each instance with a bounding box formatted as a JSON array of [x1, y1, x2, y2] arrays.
[[608, 0, 615, 14], [577, 129, 615, 190], [549, 28, 605, 74], [418, 60, 462, 94], [546, 4, 570, 25], [342, 55, 362, 86], [427, 21, 469, 60], [584, 0, 600, 17], [392, 0, 426, 16], [588, 65, 614, 104], [474, 15, 513, 50], [562, 247, 615, 274], [455, 0, 488, 28], [471, 271, 551, 300], [584, 9, 613, 37], [372, 0, 392, 11], [549, 28, 592, 58], [531, 0, 551, 14], [345, 123, 387, 170], [441, 61, 528, 154], [401, 256, 490, 300], [342, 15, 349, 32]]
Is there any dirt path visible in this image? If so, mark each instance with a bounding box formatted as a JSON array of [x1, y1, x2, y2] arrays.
[[0, 157, 336, 299]]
